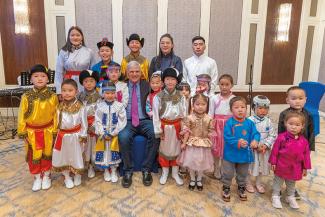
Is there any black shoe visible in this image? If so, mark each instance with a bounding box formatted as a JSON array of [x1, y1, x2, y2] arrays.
[[188, 180, 196, 191], [222, 185, 231, 202], [238, 185, 247, 201], [196, 181, 203, 191], [122, 172, 133, 188], [142, 171, 153, 186], [294, 189, 301, 200]]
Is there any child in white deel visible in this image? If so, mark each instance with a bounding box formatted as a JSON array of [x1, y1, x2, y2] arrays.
[[95, 81, 126, 182], [247, 95, 276, 193]]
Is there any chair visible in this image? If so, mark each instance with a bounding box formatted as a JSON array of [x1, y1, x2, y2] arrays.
[[299, 82, 325, 136]]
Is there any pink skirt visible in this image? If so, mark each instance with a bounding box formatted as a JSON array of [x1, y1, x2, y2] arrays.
[[177, 146, 214, 172], [211, 114, 232, 158]]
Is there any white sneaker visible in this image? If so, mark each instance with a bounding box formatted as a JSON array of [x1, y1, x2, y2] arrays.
[[74, 174, 82, 186], [159, 167, 169, 185], [111, 167, 118, 183], [286, 196, 299, 209], [171, 166, 184, 186], [88, 166, 95, 178], [104, 169, 111, 182], [64, 177, 74, 189], [41, 172, 51, 190], [32, 174, 42, 192], [272, 195, 283, 209]]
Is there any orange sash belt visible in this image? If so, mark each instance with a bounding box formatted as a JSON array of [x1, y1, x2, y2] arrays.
[[64, 70, 81, 79], [26, 121, 54, 150], [161, 118, 182, 139], [87, 116, 96, 137], [54, 124, 81, 151]]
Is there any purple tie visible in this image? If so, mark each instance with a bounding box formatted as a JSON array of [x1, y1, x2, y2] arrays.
[[131, 83, 140, 127]]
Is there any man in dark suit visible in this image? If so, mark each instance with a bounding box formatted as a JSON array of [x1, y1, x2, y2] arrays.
[[118, 61, 159, 188]]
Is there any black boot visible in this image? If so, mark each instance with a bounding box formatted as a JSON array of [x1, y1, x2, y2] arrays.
[[222, 185, 231, 202], [238, 185, 247, 201], [122, 172, 133, 188]]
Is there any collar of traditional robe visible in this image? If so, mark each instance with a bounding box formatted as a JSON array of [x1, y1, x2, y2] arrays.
[[253, 115, 266, 122], [233, 116, 245, 122], [85, 89, 97, 95], [63, 97, 77, 106], [33, 86, 48, 92], [286, 131, 301, 140], [71, 44, 82, 51], [105, 100, 114, 106]]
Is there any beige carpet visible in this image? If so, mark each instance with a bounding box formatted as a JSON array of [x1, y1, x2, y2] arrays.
[[0, 117, 324, 217]]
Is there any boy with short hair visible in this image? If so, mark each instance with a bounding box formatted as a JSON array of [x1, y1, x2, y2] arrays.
[[18, 64, 59, 191], [278, 86, 315, 199]]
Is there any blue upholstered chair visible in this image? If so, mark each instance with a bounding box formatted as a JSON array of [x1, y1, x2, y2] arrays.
[[299, 82, 325, 136]]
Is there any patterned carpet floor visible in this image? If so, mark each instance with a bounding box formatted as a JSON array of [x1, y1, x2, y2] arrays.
[[0, 116, 324, 217]]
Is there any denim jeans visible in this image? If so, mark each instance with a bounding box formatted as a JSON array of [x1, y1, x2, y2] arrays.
[[118, 119, 159, 173]]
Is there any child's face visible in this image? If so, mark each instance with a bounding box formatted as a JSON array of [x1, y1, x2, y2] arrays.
[[128, 40, 141, 53], [61, 84, 78, 101], [99, 46, 113, 63], [181, 87, 190, 98], [103, 91, 116, 102], [82, 77, 96, 91], [231, 100, 247, 119], [164, 77, 177, 91], [255, 106, 269, 118], [31, 72, 48, 89], [108, 67, 120, 82], [219, 78, 233, 96], [160, 37, 173, 55], [286, 89, 306, 111], [196, 81, 209, 93], [69, 29, 83, 46], [285, 116, 304, 135], [150, 76, 162, 92], [193, 98, 207, 114]]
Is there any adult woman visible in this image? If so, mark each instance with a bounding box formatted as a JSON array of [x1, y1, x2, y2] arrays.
[[149, 33, 183, 79], [55, 26, 96, 93]]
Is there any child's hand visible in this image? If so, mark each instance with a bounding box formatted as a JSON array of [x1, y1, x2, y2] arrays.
[[104, 135, 111, 141], [160, 132, 165, 140], [258, 144, 267, 153], [181, 143, 186, 150], [239, 139, 248, 148], [250, 140, 258, 149], [303, 169, 307, 176], [271, 165, 276, 171]]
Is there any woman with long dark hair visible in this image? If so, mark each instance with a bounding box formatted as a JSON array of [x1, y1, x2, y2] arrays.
[[55, 26, 96, 94], [149, 33, 183, 79]]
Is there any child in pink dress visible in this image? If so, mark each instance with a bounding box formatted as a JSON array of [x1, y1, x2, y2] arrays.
[[208, 74, 235, 179], [177, 94, 214, 191], [269, 111, 311, 209]]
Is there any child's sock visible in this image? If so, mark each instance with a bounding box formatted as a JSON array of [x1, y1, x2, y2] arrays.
[[197, 171, 203, 186]]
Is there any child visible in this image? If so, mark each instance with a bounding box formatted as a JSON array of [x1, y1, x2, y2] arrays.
[[177, 94, 214, 191], [121, 33, 150, 81], [195, 74, 212, 97], [153, 67, 187, 186], [221, 96, 260, 202], [246, 95, 276, 193], [92, 38, 119, 80], [78, 70, 101, 178], [146, 71, 163, 118], [17, 64, 59, 191], [94, 81, 126, 182], [177, 82, 191, 114], [278, 86, 314, 199], [52, 79, 88, 189], [269, 111, 311, 209], [105, 63, 129, 108], [209, 74, 235, 179]]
